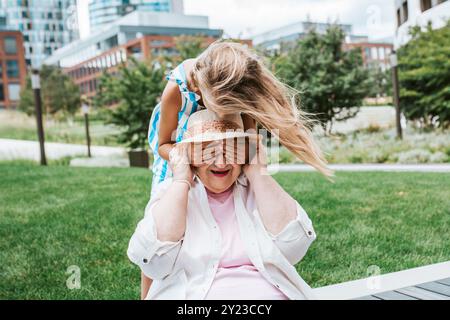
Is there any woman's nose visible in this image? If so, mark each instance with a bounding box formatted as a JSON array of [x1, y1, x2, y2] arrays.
[[213, 155, 227, 167]]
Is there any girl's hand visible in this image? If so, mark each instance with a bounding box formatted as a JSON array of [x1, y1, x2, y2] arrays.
[[243, 135, 268, 180], [189, 141, 221, 166], [169, 144, 194, 183]]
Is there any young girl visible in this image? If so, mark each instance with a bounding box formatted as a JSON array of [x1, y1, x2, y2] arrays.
[[143, 39, 333, 299], [148, 53, 256, 198]]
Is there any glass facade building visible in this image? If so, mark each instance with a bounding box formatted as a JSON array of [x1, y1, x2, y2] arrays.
[[89, 0, 184, 30], [0, 0, 79, 67]]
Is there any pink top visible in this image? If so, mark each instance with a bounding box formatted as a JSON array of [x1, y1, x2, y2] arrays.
[[204, 186, 289, 300]]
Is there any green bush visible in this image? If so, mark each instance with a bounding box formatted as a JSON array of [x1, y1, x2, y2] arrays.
[[398, 21, 450, 128]]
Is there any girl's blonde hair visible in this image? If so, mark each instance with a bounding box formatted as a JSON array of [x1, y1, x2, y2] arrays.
[[190, 39, 334, 179]]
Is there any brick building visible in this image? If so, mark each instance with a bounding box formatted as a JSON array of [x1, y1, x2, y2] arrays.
[[0, 30, 27, 109]]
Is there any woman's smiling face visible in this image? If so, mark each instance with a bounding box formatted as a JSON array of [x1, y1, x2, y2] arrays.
[[195, 162, 241, 193], [190, 140, 242, 193]]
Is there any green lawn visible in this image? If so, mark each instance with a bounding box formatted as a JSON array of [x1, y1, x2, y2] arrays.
[[0, 163, 449, 299], [0, 110, 122, 146]]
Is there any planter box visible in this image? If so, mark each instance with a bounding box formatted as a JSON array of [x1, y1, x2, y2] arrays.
[[128, 150, 149, 168]]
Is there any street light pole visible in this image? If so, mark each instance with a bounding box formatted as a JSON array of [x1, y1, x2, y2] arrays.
[[390, 51, 403, 140], [81, 99, 91, 158], [31, 69, 47, 165]]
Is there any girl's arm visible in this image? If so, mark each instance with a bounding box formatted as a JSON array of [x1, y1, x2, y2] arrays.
[[157, 81, 183, 161]]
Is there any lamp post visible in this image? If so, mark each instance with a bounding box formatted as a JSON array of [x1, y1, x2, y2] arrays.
[[31, 69, 47, 165], [81, 97, 91, 158], [390, 51, 403, 140]]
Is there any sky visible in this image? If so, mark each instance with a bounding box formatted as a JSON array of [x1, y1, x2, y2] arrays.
[[77, 0, 396, 41]]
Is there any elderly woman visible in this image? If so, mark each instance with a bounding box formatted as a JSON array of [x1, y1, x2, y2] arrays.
[[127, 110, 317, 300]]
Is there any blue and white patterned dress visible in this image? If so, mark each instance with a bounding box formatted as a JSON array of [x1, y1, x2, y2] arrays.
[[148, 60, 204, 196]]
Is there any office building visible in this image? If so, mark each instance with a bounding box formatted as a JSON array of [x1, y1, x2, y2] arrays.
[[344, 41, 393, 71], [89, 0, 184, 30], [252, 21, 355, 54], [0, 28, 27, 109], [44, 10, 243, 98], [0, 0, 79, 67], [395, 0, 450, 48]]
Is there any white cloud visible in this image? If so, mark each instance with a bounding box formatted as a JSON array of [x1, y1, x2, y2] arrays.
[[77, 0, 90, 39], [184, 0, 396, 41], [77, 0, 396, 42]]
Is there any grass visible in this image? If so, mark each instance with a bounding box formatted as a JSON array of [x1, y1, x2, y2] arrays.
[[0, 110, 122, 146], [0, 163, 449, 299]]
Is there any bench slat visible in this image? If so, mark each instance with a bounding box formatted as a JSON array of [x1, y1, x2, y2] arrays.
[[372, 291, 418, 300], [416, 282, 450, 297], [436, 277, 450, 286], [353, 295, 382, 300], [396, 286, 449, 300]]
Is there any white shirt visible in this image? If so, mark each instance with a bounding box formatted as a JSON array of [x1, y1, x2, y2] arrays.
[[127, 174, 317, 300]]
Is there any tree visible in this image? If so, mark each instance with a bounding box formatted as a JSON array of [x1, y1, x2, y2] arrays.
[[19, 65, 80, 118], [367, 67, 392, 99], [174, 35, 207, 62], [93, 57, 166, 150], [398, 21, 450, 128], [150, 35, 209, 67], [273, 26, 370, 134]]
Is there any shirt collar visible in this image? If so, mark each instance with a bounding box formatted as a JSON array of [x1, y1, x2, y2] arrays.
[[192, 172, 248, 188]]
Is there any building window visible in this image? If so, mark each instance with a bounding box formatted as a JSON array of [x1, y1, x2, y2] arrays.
[[0, 83, 4, 101], [421, 0, 433, 11], [365, 47, 371, 59], [379, 47, 385, 60], [371, 47, 378, 60], [6, 60, 19, 78], [397, 1, 409, 26], [4, 37, 18, 54], [8, 83, 21, 101], [402, 1, 409, 23], [386, 47, 392, 56]]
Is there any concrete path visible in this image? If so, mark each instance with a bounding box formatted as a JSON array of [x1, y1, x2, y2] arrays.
[[0, 138, 126, 161], [328, 106, 401, 134], [2, 138, 449, 172], [269, 163, 450, 173]]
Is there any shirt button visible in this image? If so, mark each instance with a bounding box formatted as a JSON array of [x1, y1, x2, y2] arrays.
[[307, 231, 313, 236], [143, 258, 148, 264]]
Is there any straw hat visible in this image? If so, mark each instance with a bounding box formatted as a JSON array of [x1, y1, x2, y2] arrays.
[[176, 109, 257, 144]]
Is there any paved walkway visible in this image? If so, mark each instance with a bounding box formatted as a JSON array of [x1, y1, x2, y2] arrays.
[[2, 138, 450, 172], [0, 138, 126, 161], [268, 163, 450, 172]]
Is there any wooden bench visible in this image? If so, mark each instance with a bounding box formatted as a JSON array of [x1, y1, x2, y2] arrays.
[[312, 261, 450, 300]]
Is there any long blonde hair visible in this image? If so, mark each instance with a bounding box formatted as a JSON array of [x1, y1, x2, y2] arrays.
[[190, 39, 334, 179]]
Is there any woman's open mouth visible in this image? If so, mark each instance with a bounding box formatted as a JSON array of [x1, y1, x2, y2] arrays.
[[210, 169, 231, 178]]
